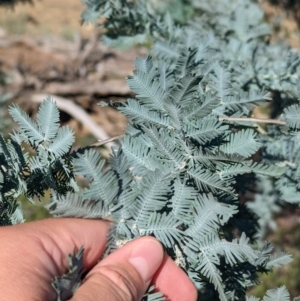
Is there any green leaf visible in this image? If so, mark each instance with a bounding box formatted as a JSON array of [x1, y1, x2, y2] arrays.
[[142, 126, 187, 171], [157, 61, 174, 92], [152, 40, 180, 61], [197, 250, 227, 301], [169, 177, 197, 223], [246, 297, 261, 301]]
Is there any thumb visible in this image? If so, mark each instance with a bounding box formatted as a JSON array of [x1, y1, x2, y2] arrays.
[[71, 237, 164, 301]]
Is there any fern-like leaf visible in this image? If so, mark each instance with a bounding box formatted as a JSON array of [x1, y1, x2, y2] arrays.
[[47, 192, 110, 219], [126, 69, 165, 111], [139, 212, 184, 248], [284, 104, 300, 129], [222, 90, 269, 114], [266, 252, 293, 269], [48, 127, 75, 157], [183, 93, 219, 120], [185, 118, 228, 144], [209, 64, 232, 102], [73, 149, 118, 204], [119, 99, 170, 128], [170, 74, 203, 105], [130, 171, 172, 228], [9, 104, 43, 145], [262, 286, 290, 301], [187, 164, 235, 198], [220, 129, 261, 157], [186, 193, 237, 238], [169, 177, 197, 223], [134, 56, 153, 73], [122, 135, 156, 172], [36, 97, 60, 141]]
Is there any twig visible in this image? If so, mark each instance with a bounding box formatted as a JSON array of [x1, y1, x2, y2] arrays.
[[219, 116, 286, 125], [31, 93, 117, 149], [91, 135, 124, 147]]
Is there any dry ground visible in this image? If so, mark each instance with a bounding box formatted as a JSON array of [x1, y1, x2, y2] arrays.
[[0, 0, 93, 38]]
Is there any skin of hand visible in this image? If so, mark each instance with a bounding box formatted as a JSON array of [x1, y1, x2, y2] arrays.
[[0, 218, 197, 301]]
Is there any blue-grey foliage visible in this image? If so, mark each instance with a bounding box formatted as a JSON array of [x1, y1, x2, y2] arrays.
[[0, 98, 79, 225], [47, 54, 290, 300], [247, 285, 300, 301]]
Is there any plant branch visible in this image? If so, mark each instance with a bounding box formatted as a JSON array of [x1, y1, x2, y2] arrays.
[[90, 135, 124, 147], [219, 116, 286, 125]]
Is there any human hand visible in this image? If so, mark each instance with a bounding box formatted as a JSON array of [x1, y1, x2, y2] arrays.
[[0, 218, 197, 301]]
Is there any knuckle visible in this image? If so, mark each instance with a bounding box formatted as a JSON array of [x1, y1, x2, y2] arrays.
[[97, 265, 140, 301]]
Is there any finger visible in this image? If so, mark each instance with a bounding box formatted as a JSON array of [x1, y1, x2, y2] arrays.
[[9, 218, 109, 272], [152, 255, 198, 301], [0, 218, 109, 301], [71, 237, 164, 301]]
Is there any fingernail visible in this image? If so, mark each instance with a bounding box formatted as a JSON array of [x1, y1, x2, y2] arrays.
[[128, 238, 163, 283]]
